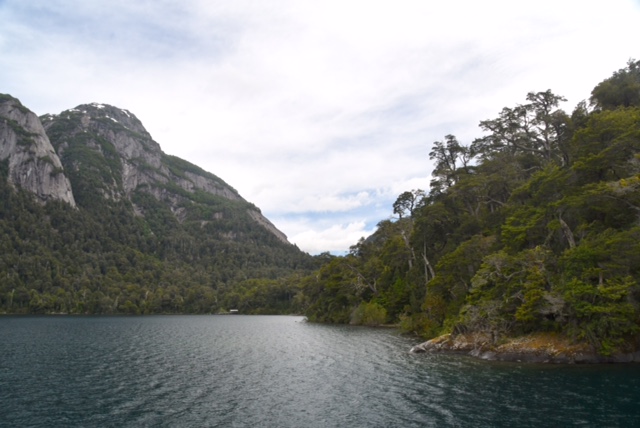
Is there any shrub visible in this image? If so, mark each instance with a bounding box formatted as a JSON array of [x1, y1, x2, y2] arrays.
[[350, 301, 387, 326]]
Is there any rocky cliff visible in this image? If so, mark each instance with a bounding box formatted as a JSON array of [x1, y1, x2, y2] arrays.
[[0, 93, 313, 315], [0, 95, 75, 206], [41, 103, 242, 199], [23, 99, 290, 244], [0, 94, 317, 314]]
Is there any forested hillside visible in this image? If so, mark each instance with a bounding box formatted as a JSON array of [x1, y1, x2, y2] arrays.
[[3, 60, 640, 356], [299, 60, 640, 356], [0, 97, 316, 314]]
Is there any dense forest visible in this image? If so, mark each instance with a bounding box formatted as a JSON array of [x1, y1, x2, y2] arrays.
[[2, 60, 640, 355], [0, 167, 317, 314], [0, 97, 317, 315], [296, 59, 640, 356]]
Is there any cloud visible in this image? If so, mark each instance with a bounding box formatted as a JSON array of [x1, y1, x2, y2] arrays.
[[2, 0, 640, 254], [276, 217, 376, 255]]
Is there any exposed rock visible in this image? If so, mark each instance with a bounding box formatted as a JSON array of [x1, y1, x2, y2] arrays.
[[0, 94, 292, 246], [0, 95, 75, 206], [248, 209, 290, 245], [40, 101, 290, 244], [410, 333, 640, 364], [42, 103, 166, 200]]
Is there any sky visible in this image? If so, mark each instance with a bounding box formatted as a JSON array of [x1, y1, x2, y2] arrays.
[[1, 0, 640, 254]]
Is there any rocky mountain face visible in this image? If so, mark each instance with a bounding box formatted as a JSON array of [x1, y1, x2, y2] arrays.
[[0, 95, 75, 206], [0, 95, 289, 245], [0, 93, 313, 315]]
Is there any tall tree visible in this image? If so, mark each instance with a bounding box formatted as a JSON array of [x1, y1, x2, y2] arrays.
[[392, 190, 425, 219], [472, 90, 569, 166], [429, 135, 472, 195]]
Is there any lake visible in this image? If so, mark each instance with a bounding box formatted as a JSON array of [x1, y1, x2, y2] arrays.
[[1, 315, 639, 427]]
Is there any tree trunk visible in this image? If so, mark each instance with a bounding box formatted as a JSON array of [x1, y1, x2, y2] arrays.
[[422, 242, 435, 283], [558, 214, 576, 249]]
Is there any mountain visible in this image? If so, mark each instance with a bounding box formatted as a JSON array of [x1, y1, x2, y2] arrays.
[[0, 94, 75, 205], [40, 101, 289, 244], [0, 94, 314, 314]]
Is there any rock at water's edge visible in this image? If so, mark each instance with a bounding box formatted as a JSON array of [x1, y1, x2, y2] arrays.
[[410, 333, 640, 364]]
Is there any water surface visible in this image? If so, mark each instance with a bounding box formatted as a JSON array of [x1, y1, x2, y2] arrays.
[[1, 315, 639, 427]]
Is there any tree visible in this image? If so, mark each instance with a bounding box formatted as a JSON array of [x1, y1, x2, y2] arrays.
[[429, 135, 473, 195], [472, 90, 569, 166], [392, 190, 425, 219], [590, 59, 640, 110], [460, 246, 556, 338], [296, 61, 640, 355]]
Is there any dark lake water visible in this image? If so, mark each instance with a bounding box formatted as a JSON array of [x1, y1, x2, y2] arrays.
[[1, 315, 639, 427]]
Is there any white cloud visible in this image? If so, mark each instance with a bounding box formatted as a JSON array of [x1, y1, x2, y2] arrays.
[[2, 0, 640, 253], [278, 218, 375, 255]]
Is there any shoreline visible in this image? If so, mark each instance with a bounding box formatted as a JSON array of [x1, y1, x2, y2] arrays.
[[410, 332, 640, 364]]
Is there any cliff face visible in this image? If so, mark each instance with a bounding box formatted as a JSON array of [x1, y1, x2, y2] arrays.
[[0, 93, 314, 316], [0, 95, 75, 206], [36, 101, 290, 245], [42, 103, 242, 199]]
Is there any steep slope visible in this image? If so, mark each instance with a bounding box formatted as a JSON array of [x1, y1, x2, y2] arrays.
[[295, 61, 640, 357], [0, 95, 75, 206], [41, 102, 289, 244], [0, 95, 314, 315]]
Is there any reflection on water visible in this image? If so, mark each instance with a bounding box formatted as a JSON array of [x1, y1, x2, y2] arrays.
[[1, 315, 639, 427]]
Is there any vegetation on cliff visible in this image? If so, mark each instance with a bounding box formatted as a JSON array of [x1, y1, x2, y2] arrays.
[[2, 60, 640, 357], [299, 59, 640, 355], [0, 100, 317, 315], [0, 160, 317, 314]]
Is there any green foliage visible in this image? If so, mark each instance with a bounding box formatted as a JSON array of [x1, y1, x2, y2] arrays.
[[2, 115, 38, 147], [0, 170, 314, 315], [399, 312, 439, 337], [590, 59, 640, 109], [302, 256, 361, 323], [350, 301, 387, 326], [162, 153, 238, 195], [0, 99, 316, 315], [472, 90, 569, 166], [299, 60, 640, 355], [460, 246, 555, 335], [563, 277, 638, 355], [425, 235, 496, 327], [429, 134, 472, 195], [4, 60, 640, 356], [0, 94, 31, 114], [0, 158, 8, 180]]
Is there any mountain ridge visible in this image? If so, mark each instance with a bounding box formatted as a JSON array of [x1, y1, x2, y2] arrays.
[[0, 95, 290, 244], [0, 93, 313, 315]]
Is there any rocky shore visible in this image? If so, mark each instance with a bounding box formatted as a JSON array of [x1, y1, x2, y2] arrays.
[[410, 333, 640, 364]]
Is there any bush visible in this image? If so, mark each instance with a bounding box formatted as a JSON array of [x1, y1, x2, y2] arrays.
[[350, 301, 387, 326]]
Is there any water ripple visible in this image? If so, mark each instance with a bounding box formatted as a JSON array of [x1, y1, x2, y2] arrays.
[[2, 316, 640, 427]]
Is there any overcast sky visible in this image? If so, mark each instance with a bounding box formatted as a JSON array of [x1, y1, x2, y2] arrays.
[[2, 0, 639, 254]]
